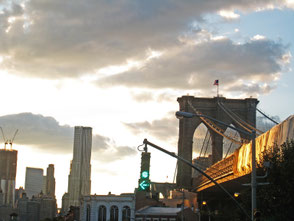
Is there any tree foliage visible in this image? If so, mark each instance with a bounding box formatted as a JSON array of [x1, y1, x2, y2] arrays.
[[256, 140, 294, 220]]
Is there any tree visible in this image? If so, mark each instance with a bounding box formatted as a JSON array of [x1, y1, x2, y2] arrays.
[[256, 140, 294, 220]]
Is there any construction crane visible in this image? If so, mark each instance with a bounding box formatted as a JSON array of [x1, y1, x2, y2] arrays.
[[0, 127, 18, 150]]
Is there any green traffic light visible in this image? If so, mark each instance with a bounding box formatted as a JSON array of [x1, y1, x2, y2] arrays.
[[139, 180, 150, 190], [141, 170, 149, 178]]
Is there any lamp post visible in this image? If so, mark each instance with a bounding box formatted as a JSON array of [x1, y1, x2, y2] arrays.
[[175, 111, 257, 221]]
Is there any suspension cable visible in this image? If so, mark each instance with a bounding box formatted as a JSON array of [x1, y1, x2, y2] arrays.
[[256, 108, 279, 125], [199, 130, 209, 157], [218, 102, 253, 133], [224, 131, 241, 159], [203, 135, 211, 157], [218, 102, 264, 134], [188, 101, 246, 145]]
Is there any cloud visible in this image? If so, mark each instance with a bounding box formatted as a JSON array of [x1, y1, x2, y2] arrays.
[[93, 146, 137, 163], [0, 112, 73, 151], [124, 112, 178, 142], [130, 91, 177, 103], [0, 0, 292, 79], [98, 34, 288, 96], [218, 10, 240, 20], [0, 112, 136, 161]]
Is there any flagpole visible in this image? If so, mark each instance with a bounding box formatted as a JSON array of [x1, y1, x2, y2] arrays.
[[213, 80, 219, 97]]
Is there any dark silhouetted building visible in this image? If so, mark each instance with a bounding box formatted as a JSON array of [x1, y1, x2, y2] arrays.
[[46, 164, 56, 198], [17, 192, 56, 221], [0, 149, 17, 207]]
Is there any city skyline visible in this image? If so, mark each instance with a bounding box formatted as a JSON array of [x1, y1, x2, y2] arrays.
[[0, 0, 294, 207]]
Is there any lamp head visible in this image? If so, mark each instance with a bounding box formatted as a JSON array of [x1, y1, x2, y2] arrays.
[[175, 111, 195, 119]]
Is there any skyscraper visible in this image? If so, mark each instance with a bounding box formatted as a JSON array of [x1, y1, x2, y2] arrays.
[[25, 167, 43, 198], [0, 149, 17, 206], [46, 164, 55, 198], [67, 126, 92, 207]]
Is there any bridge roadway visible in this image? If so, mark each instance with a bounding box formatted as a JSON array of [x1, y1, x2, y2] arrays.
[[192, 115, 294, 193]]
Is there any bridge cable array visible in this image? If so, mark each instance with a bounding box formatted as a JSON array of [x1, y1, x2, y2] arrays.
[[199, 129, 209, 157], [224, 131, 239, 159], [187, 101, 245, 145], [217, 102, 263, 135]]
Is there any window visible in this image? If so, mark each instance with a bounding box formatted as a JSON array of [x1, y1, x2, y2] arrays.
[[122, 206, 131, 221], [98, 205, 106, 221], [110, 205, 119, 221], [86, 204, 91, 221]]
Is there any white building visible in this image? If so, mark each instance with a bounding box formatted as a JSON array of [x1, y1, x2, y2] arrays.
[[25, 167, 44, 198], [80, 193, 135, 221], [67, 126, 92, 207]]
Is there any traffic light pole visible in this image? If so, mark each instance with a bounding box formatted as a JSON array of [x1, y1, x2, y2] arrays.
[[143, 138, 251, 221]]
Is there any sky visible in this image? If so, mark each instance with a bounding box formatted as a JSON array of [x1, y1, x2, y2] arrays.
[[0, 0, 293, 207]]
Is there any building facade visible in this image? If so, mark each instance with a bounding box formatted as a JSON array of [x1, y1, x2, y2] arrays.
[[16, 192, 57, 221], [46, 164, 56, 198], [136, 206, 198, 221], [0, 149, 17, 207], [80, 193, 135, 221], [25, 167, 44, 199], [67, 126, 92, 208]]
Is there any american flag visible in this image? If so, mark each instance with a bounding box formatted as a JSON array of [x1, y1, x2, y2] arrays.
[[213, 80, 219, 85]]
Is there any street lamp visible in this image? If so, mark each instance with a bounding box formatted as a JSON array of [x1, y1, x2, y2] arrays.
[[175, 111, 257, 221]]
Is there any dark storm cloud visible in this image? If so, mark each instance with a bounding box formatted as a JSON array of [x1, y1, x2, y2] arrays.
[[124, 112, 178, 141], [0, 0, 291, 79], [0, 113, 136, 160], [98, 37, 288, 94]]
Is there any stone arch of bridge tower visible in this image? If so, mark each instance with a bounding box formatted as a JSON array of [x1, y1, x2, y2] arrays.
[[192, 122, 212, 160], [176, 95, 258, 189]]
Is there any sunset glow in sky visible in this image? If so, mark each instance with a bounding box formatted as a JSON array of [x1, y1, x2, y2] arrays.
[[0, 0, 293, 207]]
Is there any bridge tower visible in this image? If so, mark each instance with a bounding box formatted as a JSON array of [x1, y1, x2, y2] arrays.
[[176, 96, 259, 189]]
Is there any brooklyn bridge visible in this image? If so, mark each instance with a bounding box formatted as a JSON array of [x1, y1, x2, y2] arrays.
[[148, 95, 294, 219]]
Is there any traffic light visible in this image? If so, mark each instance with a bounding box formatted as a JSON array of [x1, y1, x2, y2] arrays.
[[138, 152, 150, 191]]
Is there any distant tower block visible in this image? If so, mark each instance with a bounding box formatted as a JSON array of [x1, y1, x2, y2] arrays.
[[67, 126, 92, 207], [0, 149, 17, 206], [46, 164, 56, 198], [25, 167, 44, 198], [176, 96, 259, 189]]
